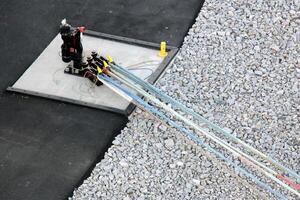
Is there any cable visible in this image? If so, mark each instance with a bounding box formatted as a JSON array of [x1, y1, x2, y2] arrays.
[[109, 69, 300, 196], [98, 74, 288, 200], [126, 60, 161, 68], [127, 67, 154, 80], [109, 62, 300, 184]]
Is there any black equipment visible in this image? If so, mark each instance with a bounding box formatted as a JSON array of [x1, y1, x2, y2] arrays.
[[60, 19, 85, 69], [59, 19, 103, 86]]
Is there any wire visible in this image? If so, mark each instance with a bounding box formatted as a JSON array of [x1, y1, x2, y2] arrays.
[[127, 67, 154, 80], [109, 69, 300, 196], [126, 60, 161, 68], [98, 74, 288, 200], [110, 62, 300, 184]]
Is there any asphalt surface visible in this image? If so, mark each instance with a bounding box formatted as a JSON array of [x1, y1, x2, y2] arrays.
[[0, 0, 204, 199]]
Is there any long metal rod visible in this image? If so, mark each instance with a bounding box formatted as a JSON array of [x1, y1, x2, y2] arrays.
[[108, 70, 300, 197], [98, 74, 287, 200], [109, 62, 300, 183]]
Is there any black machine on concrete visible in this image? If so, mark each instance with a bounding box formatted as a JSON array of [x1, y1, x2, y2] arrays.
[[59, 19, 104, 86]]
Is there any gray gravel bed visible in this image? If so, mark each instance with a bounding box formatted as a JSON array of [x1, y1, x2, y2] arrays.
[[71, 0, 300, 199]]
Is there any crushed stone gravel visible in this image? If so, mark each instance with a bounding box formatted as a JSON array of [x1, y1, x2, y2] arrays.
[[71, 0, 300, 199]]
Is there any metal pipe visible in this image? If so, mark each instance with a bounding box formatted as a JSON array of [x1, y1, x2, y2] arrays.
[[109, 62, 300, 183], [98, 74, 288, 200], [108, 70, 300, 197]]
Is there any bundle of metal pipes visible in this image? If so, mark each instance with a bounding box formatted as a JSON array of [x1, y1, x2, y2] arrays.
[[96, 57, 300, 200]]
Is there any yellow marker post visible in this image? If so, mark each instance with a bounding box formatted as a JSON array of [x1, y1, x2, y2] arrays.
[[159, 41, 168, 57]]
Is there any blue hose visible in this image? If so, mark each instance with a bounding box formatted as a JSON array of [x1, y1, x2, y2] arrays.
[[99, 74, 287, 200], [110, 63, 300, 183]]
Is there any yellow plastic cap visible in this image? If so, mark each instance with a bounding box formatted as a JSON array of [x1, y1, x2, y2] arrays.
[[97, 66, 103, 74], [159, 41, 168, 57], [103, 61, 109, 68], [107, 55, 114, 63]]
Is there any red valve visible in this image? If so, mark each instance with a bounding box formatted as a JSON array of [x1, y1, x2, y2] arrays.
[[78, 26, 86, 33]]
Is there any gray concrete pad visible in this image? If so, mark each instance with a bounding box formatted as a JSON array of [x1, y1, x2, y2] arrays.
[[9, 34, 165, 114]]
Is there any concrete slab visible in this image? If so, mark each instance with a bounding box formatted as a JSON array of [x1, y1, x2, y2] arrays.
[[9, 34, 165, 114]]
